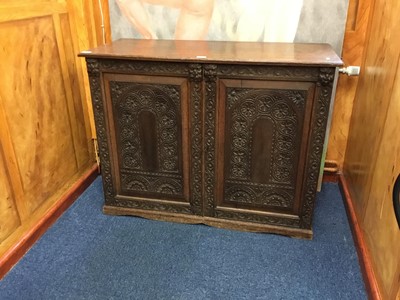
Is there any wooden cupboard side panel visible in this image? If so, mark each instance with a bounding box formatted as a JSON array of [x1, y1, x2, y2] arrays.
[[0, 15, 78, 215], [343, 0, 400, 218], [0, 149, 21, 243], [362, 56, 400, 300]]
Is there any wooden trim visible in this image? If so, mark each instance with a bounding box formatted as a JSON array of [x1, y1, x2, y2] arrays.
[[338, 174, 381, 300], [0, 2, 68, 23], [103, 205, 313, 239], [322, 171, 339, 183], [0, 95, 28, 221], [0, 164, 99, 280]]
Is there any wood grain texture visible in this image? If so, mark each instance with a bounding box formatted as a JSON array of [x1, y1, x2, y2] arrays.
[[0, 148, 20, 242], [343, 0, 400, 298], [0, 164, 98, 280], [66, 0, 112, 140], [339, 174, 381, 300], [103, 205, 313, 239], [0, 2, 67, 23], [58, 13, 92, 167], [0, 96, 28, 221], [362, 52, 400, 300], [84, 42, 338, 238], [80, 39, 343, 67], [0, 0, 98, 265], [326, 0, 372, 169], [344, 0, 400, 217], [0, 16, 78, 214], [91, 0, 112, 45]]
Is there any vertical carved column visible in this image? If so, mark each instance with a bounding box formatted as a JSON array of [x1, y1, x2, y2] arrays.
[[203, 64, 218, 215], [188, 64, 203, 215], [86, 58, 115, 205], [300, 67, 335, 228]]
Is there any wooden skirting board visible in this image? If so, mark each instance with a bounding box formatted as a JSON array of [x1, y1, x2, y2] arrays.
[[0, 164, 99, 280], [323, 171, 381, 299], [338, 174, 382, 300], [0, 167, 381, 299]]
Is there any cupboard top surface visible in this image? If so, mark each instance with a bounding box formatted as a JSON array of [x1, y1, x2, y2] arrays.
[[79, 39, 343, 67]]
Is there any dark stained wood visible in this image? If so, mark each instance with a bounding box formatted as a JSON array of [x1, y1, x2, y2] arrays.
[[103, 205, 313, 239], [322, 171, 339, 183], [138, 111, 158, 172], [0, 164, 98, 280], [251, 118, 274, 183], [79, 39, 343, 67], [81, 40, 340, 238], [216, 78, 315, 216], [103, 73, 190, 204]]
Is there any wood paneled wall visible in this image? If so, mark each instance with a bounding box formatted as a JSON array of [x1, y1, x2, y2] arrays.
[[326, 0, 372, 169], [0, 0, 110, 259], [344, 0, 400, 298]]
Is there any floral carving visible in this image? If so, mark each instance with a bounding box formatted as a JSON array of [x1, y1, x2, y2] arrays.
[[85, 56, 336, 235]]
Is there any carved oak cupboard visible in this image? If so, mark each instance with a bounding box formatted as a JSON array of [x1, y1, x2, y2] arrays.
[[80, 39, 342, 238]]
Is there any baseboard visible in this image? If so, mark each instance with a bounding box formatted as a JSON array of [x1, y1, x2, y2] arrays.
[[322, 170, 339, 183], [0, 164, 99, 280], [338, 174, 381, 300], [0, 167, 382, 295]]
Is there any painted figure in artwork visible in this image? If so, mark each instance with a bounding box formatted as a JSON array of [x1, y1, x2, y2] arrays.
[[115, 0, 303, 42], [116, 0, 215, 40]]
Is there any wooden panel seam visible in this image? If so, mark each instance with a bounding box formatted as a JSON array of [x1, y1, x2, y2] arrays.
[[0, 97, 28, 221], [65, 0, 97, 140], [0, 2, 67, 23], [52, 12, 81, 169]]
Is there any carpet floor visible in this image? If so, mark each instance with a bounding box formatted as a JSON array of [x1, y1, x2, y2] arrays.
[[0, 177, 366, 299]]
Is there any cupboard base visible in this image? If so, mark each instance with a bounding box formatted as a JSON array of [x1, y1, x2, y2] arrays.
[[103, 205, 313, 239]]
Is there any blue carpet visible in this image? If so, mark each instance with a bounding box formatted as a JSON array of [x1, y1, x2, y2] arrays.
[[0, 178, 366, 299]]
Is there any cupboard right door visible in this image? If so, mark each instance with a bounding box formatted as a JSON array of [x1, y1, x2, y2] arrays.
[[213, 77, 316, 230]]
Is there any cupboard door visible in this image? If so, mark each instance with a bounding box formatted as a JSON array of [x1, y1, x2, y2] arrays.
[[214, 79, 315, 220], [102, 73, 194, 213]]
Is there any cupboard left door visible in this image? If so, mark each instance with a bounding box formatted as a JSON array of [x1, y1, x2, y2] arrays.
[[100, 73, 197, 215]]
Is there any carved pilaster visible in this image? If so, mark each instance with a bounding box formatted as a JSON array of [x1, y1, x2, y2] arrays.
[[318, 67, 335, 86], [189, 63, 202, 82], [300, 67, 335, 228], [87, 61, 115, 205], [86, 58, 100, 77], [204, 64, 218, 214], [189, 64, 203, 214]]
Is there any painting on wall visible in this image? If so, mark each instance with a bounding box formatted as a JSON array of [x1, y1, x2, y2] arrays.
[[109, 0, 349, 54]]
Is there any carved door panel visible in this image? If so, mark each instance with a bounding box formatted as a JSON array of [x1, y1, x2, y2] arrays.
[[213, 78, 316, 220], [102, 73, 194, 213]]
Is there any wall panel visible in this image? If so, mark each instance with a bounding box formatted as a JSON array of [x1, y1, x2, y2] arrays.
[[57, 13, 92, 167], [343, 0, 400, 298], [344, 0, 400, 217], [363, 68, 400, 297], [326, 0, 372, 169], [0, 16, 78, 214], [0, 0, 99, 258], [0, 149, 20, 242]]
